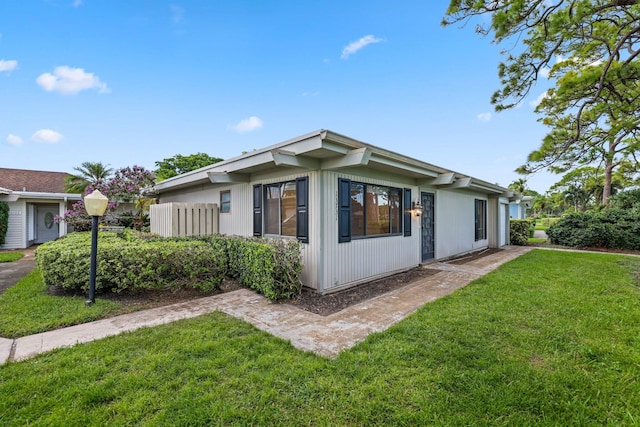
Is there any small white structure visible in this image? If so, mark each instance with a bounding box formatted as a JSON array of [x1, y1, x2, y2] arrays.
[[0, 168, 82, 250], [150, 130, 514, 293], [509, 195, 533, 219]]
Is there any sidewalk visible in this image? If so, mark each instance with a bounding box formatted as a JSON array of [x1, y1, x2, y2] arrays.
[[0, 246, 531, 364]]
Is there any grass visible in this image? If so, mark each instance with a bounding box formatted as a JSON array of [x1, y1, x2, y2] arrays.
[[0, 269, 123, 338], [0, 252, 23, 263], [1, 250, 639, 425], [528, 237, 547, 244]]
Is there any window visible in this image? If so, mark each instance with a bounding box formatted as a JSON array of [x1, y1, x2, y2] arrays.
[[220, 190, 230, 213], [475, 199, 487, 241], [253, 177, 309, 243], [338, 178, 406, 242]]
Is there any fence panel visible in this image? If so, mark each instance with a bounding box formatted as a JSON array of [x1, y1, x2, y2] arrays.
[[150, 203, 219, 237]]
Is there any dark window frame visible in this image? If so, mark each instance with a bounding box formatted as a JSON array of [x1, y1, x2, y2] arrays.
[[252, 177, 309, 243], [338, 178, 406, 243], [220, 190, 231, 214], [474, 199, 487, 241]]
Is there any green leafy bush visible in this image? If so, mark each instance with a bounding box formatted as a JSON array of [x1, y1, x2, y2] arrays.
[[0, 201, 9, 245], [510, 220, 530, 245], [36, 231, 303, 301], [547, 209, 640, 250], [36, 232, 226, 293]]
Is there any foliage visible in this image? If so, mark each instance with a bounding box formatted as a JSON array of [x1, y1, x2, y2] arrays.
[[537, 217, 560, 229], [154, 153, 223, 181], [547, 208, 640, 250], [56, 165, 156, 231], [510, 219, 531, 245], [2, 251, 640, 425], [0, 252, 23, 263], [36, 231, 226, 294], [0, 201, 8, 245], [0, 269, 122, 338], [204, 235, 303, 300], [610, 188, 640, 209], [64, 161, 113, 194], [443, 1, 640, 205]]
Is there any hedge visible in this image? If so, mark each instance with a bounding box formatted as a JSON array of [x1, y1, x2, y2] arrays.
[[0, 201, 9, 245], [547, 208, 640, 250], [510, 219, 530, 246], [35, 231, 303, 300]]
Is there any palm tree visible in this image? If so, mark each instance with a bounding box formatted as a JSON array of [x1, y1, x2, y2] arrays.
[[64, 161, 113, 194]]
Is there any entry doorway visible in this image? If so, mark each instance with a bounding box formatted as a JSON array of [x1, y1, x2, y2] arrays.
[[421, 192, 435, 262], [34, 204, 59, 244]]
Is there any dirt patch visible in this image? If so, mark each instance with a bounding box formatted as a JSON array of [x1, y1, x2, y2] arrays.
[[286, 267, 441, 316]]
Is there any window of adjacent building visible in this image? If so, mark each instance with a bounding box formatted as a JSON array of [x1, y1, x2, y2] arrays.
[[339, 178, 405, 242], [220, 190, 231, 213], [475, 199, 487, 241], [253, 177, 308, 243]]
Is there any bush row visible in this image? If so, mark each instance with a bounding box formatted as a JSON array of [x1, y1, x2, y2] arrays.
[[547, 208, 640, 250], [0, 201, 9, 245], [510, 220, 531, 246], [36, 231, 303, 300]]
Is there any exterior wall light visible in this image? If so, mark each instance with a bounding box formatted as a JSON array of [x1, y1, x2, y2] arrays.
[[412, 200, 423, 217], [84, 189, 108, 306]]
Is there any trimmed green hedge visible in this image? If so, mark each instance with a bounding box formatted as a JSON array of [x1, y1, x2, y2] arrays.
[[0, 201, 8, 245], [547, 209, 640, 250], [510, 220, 530, 246], [35, 231, 303, 300]]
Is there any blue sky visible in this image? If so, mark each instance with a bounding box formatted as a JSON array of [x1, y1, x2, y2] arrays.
[[1, 0, 556, 193]]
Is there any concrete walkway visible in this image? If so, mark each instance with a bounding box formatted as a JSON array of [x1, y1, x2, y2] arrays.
[[0, 246, 531, 364], [0, 247, 36, 296]]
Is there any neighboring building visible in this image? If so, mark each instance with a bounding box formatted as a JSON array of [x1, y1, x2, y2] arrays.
[[0, 168, 82, 249], [150, 129, 515, 294], [509, 195, 533, 219]]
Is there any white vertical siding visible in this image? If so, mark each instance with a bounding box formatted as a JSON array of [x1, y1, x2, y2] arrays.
[[319, 171, 420, 293], [435, 190, 487, 259], [1, 201, 26, 250], [150, 203, 219, 237]]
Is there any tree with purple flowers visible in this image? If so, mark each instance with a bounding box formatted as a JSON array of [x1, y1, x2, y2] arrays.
[[56, 165, 156, 231]]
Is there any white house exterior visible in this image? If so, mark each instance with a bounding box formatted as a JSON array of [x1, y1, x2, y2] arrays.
[[150, 130, 514, 294], [509, 195, 533, 219], [0, 169, 82, 250]]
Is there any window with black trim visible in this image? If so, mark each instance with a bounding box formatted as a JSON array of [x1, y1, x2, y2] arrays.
[[220, 190, 230, 213], [253, 177, 308, 243], [474, 199, 487, 241], [338, 178, 405, 242]]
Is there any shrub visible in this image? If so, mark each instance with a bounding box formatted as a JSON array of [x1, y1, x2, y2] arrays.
[[36, 232, 226, 293], [547, 208, 640, 250], [0, 201, 8, 245], [510, 220, 530, 245], [539, 217, 560, 228]]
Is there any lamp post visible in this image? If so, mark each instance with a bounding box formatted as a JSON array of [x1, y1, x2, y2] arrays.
[[84, 189, 108, 306]]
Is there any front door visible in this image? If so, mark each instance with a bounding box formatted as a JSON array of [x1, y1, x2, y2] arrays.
[[421, 192, 435, 262], [35, 204, 59, 244]]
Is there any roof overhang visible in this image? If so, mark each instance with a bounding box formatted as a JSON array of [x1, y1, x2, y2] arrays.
[[0, 191, 83, 202], [149, 129, 509, 195]]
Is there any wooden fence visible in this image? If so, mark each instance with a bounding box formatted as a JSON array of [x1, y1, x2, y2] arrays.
[[150, 203, 219, 237]]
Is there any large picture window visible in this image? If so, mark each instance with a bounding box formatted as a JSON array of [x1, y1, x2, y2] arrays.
[[253, 177, 309, 243], [339, 178, 405, 242], [475, 199, 487, 241]]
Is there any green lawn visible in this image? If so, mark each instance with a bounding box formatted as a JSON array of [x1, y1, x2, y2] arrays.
[[0, 252, 23, 263], [1, 250, 639, 425]]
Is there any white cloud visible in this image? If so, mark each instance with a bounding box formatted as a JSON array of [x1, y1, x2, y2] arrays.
[[36, 66, 109, 94], [529, 92, 547, 107], [171, 4, 185, 24], [0, 59, 18, 72], [229, 116, 263, 133], [31, 129, 64, 144], [341, 35, 382, 59], [72, 0, 83, 7], [302, 91, 320, 97], [477, 112, 492, 122], [540, 67, 550, 78], [6, 134, 23, 146]]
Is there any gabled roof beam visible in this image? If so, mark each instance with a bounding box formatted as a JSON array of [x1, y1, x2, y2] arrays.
[[321, 147, 372, 170], [446, 177, 472, 189], [271, 149, 320, 169], [420, 172, 455, 186], [207, 172, 250, 183]]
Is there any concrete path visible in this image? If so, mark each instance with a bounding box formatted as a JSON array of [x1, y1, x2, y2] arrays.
[[0, 246, 531, 365], [0, 248, 36, 296]]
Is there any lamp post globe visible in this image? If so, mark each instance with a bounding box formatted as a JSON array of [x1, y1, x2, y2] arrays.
[[84, 189, 108, 306]]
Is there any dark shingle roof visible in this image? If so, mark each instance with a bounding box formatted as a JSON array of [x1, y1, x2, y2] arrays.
[[0, 168, 72, 193]]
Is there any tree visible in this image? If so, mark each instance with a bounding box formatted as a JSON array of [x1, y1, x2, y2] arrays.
[[443, 1, 640, 204], [64, 161, 113, 194], [154, 153, 223, 181]]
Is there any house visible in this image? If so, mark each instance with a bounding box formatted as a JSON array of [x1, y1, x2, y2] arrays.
[[0, 168, 82, 250], [150, 130, 514, 294], [509, 195, 533, 219]]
